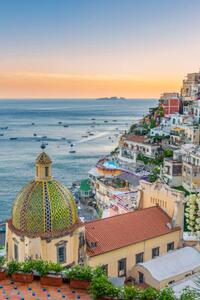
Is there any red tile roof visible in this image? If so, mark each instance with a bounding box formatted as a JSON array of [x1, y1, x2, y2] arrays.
[[85, 206, 180, 257], [125, 135, 147, 143]]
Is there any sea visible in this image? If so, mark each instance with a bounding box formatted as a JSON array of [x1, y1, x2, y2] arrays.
[[0, 99, 157, 222]]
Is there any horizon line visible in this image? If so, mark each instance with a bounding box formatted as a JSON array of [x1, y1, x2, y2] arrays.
[[0, 97, 158, 101]]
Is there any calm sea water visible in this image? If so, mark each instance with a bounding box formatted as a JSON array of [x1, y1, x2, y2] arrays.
[[0, 99, 157, 221]]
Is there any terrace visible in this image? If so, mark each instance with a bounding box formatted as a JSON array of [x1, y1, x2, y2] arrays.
[[0, 279, 91, 300]]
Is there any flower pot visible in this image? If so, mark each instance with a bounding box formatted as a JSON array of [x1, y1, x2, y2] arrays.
[[40, 274, 62, 286], [0, 269, 6, 280], [11, 272, 33, 283], [70, 279, 90, 289]]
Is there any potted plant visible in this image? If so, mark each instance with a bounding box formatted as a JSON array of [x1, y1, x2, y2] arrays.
[[7, 260, 34, 283], [0, 256, 6, 280], [121, 285, 140, 300], [67, 265, 93, 289], [35, 260, 63, 287], [89, 275, 119, 300]]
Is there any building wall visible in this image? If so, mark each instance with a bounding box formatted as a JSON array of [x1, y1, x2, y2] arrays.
[[138, 180, 185, 231], [133, 263, 200, 290], [161, 98, 180, 117], [6, 222, 85, 266], [87, 230, 181, 277]]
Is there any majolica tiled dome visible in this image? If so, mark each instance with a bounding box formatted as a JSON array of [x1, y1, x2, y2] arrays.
[[11, 152, 79, 238]]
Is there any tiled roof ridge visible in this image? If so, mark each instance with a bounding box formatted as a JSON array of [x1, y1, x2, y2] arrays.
[[85, 206, 170, 225]]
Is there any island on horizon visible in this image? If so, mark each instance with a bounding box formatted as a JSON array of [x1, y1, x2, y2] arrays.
[[96, 96, 126, 100]]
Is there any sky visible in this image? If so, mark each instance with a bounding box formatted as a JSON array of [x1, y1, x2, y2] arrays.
[[0, 0, 200, 99]]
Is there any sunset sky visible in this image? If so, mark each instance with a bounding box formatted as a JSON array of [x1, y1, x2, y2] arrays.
[[1, 0, 200, 99]]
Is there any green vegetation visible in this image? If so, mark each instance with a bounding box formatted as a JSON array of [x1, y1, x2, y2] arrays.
[[90, 275, 198, 299], [1, 257, 200, 299], [137, 148, 173, 167], [148, 167, 160, 182], [173, 186, 190, 196], [0, 256, 6, 269], [110, 147, 119, 155], [150, 118, 156, 129], [6, 260, 21, 276], [163, 148, 173, 158], [90, 275, 119, 299]]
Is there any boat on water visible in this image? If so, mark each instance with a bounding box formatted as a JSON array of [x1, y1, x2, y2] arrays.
[[91, 125, 95, 128], [1, 127, 8, 130], [31, 122, 35, 125], [33, 133, 37, 136], [82, 135, 88, 138], [0, 133, 4, 136], [10, 137, 18, 140], [69, 144, 76, 153], [58, 121, 62, 124], [63, 125, 69, 128], [42, 136, 47, 139], [69, 150, 76, 153], [112, 120, 117, 122], [91, 118, 96, 120], [104, 120, 108, 123], [89, 133, 94, 136]]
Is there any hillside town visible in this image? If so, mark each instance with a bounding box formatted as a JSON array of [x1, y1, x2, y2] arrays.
[[2, 70, 200, 299], [75, 69, 200, 295]]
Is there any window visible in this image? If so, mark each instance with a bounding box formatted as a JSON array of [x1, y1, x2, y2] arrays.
[[152, 247, 159, 259], [138, 272, 144, 284], [14, 243, 18, 261], [101, 264, 108, 276], [118, 258, 126, 277], [57, 244, 66, 264], [45, 166, 49, 177], [167, 242, 174, 252], [135, 252, 144, 264]]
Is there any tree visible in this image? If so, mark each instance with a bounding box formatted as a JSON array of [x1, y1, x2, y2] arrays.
[[150, 118, 156, 129]]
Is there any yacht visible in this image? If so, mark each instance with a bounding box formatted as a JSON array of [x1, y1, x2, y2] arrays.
[[69, 144, 76, 153]]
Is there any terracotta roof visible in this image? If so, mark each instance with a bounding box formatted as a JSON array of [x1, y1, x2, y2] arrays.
[[125, 135, 147, 143], [85, 206, 180, 257]]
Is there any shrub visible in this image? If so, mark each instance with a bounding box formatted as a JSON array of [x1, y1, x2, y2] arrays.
[[139, 287, 159, 300], [6, 260, 21, 276], [65, 265, 93, 281], [48, 262, 63, 274], [0, 256, 6, 269], [179, 287, 197, 300], [92, 266, 107, 278], [33, 260, 50, 277], [156, 288, 175, 300], [163, 149, 173, 158], [90, 275, 119, 300], [121, 285, 140, 300], [21, 260, 35, 273]]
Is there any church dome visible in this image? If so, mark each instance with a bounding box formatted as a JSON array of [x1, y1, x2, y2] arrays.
[[11, 152, 79, 238]]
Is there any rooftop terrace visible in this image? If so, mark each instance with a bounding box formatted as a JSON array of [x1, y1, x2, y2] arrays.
[[0, 279, 91, 300]]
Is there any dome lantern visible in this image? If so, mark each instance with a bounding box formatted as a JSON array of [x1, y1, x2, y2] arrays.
[[35, 152, 52, 181]]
